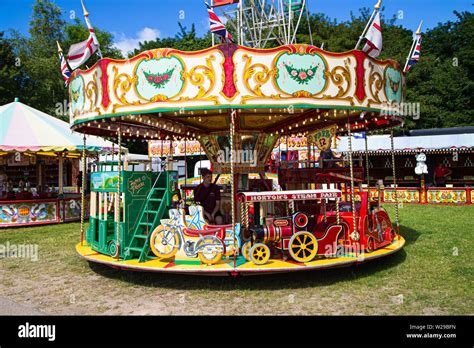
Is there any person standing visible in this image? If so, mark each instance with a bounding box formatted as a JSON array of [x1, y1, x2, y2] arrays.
[[77, 171, 83, 193], [433, 163, 452, 186], [0, 171, 7, 195]]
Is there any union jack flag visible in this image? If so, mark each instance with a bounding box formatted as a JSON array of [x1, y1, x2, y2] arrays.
[[57, 42, 71, 87], [206, 2, 233, 42], [405, 35, 422, 72]]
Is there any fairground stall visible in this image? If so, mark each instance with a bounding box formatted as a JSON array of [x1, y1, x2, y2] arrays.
[[0, 99, 117, 228], [335, 129, 474, 205]]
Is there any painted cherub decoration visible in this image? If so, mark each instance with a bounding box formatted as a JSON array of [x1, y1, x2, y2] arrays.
[[415, 152, 428, 175]]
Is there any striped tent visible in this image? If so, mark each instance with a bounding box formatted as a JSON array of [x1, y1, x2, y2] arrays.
[[0, 98, 117, 156]]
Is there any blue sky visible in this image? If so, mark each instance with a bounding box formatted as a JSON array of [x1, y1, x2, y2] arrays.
[[1, 0, 472, 55]]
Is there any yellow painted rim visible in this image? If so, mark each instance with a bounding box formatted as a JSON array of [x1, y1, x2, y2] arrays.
[[289, 231, 318, 263], [197, 236, 223, 265], [250, 243, 270, 265], [150, 225, 180, 259]]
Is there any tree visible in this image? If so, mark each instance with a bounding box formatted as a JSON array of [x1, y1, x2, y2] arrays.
[[9, 0, 67, 117], [404, 11, 474, 130], [0, 32, 24, 105], [7, 0, 123, 119]]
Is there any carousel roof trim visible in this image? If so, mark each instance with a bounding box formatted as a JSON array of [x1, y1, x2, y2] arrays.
[[68, 43, 406, 138]]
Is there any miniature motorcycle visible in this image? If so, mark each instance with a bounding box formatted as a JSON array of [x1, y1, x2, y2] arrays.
[[149, 206, 240, 265]]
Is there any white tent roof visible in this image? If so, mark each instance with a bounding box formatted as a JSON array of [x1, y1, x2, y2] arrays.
[[336, 134, 474, 153]]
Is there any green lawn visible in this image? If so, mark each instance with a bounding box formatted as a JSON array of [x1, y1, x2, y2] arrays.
[[0, 204, 472, 315]]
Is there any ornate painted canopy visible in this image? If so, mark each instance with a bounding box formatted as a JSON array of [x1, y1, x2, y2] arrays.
[[68, 44, 405, 172]]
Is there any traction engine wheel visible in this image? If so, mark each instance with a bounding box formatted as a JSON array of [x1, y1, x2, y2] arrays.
[[390, 228, 397, 242], [242, 241, 252, 261], [197, 236, 224, 265], [366, 237, 375, 253], [250, 243, 270, 265], [150, 225, 180, 259], [289, 231, 318, 262]]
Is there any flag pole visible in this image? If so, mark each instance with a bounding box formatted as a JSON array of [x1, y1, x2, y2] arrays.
[[211, 0, 215, 46], [81, 0, 103, 59], [355, 0, 381, 50], [403, 20, 423, 72]]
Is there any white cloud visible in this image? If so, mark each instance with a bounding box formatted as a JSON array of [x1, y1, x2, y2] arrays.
[[114, 27, 161, 56]]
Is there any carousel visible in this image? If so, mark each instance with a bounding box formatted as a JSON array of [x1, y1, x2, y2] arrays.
[[71, 1, 406, 275]]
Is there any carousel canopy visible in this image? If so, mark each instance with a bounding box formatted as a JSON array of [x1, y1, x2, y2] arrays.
[[0, 99, 118, 156], [67, 43, 405, 173]]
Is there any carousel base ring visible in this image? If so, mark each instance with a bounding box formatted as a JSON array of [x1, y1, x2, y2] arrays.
[[76, 236, 405, 276]]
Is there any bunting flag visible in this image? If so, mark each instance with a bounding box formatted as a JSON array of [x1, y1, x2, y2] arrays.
[[404, 35, 422, 72], [362, 12, 383, 58], [67, 35, 99, 70], [206, 2, 233, 42], [66, 0, 101, 70], [82, 0, 102, 58], [56, 42, 71, 87], [213, 0, 240, 6]]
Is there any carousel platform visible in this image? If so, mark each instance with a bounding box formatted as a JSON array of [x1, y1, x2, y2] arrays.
[[76, 236, 405, 276]]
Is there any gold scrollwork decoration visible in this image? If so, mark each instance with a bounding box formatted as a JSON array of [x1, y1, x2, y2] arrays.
[[112, 66, 137, 104], [328, 58, 352, 98], [85, 71, 100, 114], [180, 55, 218, 103], [242, 54, 277, 98], [367, 62, 383, 107]]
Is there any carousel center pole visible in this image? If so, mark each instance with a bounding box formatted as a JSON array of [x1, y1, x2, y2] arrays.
[[347, 121, 360, 249], [184, 138, 187, 205], [230, 109, 237, 268], [115, 127, 122, 259], [365, 132, 370, 188], [390, 129, 400, 239], [80, 134, 87, 246], [365, 131, 371, 201]]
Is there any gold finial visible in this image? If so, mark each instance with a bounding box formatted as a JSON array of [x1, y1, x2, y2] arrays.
[[81, 0, 89, 17], [56, 41, 62, 53], [416, 20, 423, 35], [374, 0, 382, 10]]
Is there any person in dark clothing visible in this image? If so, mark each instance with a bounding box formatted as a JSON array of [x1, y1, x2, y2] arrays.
[[433, 163, 452, 186], [319, 149, 335, 168], [193, 169, 223, 224], [77, 171, 83, 193]]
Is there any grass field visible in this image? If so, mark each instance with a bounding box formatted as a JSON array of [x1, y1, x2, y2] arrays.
[[0, 204, 472, 315]]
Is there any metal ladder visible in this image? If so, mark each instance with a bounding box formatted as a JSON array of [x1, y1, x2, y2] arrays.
[[123, 172, 169, 262]]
